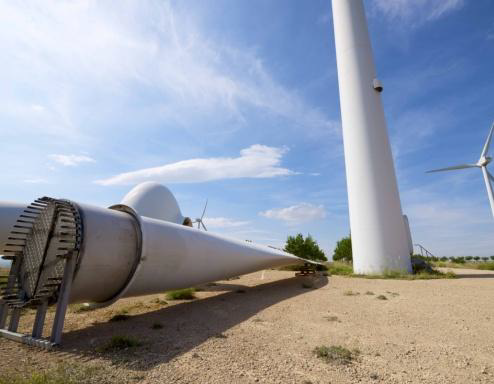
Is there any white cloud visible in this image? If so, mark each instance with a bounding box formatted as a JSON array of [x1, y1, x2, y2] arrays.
[[203, 217, 250, 228], [260, 203, 326, 223], [372, 0, 464, 25], [49, 154, 95, 167], [96, 145, 294, 185]]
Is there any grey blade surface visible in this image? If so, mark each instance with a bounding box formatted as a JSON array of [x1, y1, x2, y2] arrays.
[[426, 164, 478, 173], [480, 123, 494, 158]]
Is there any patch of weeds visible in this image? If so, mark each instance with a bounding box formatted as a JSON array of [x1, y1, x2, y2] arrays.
[[206, 282, 217, 286], [413, 270, 456, 279], [314, 345, 357, 365], [376, 295, 387, 300], [328, 261, 456, 280], [99, 335, 142, 352], [433, 261, 494, 271], [152, 298, 168, 305], [151, 322, 163, 330], [343, 290, 359, 296], [109, 310, 130, 322], [328, 262, 353, 276], [386, 291, 399, 297], [193, 286, 204, 292], [236, 288, 246, 293], [214, 333, 227, 339], [166, 288, 196, 300], [476, 262, 494, 271], [356, 269, 456, 280], [0, 364, 110, 384], [71, 303, 95, 313], [365, 291, 375, 295], [323, 315, 339, 322], [109, 314, 130, 322]]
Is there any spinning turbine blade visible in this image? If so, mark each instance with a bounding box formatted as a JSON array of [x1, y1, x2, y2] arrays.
[[200, 199, 208, 221], [201, 221, 208, 231], [480, 123, 494, 158], [426, 164, 478, 173], [481, 167, 494, 218]]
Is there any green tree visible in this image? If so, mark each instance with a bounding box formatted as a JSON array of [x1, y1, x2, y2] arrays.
[[284, 234, 327, 262], [490, 256, 494, 261], [473, 256, 480, 261], [465, 256, 473, 261], [333, 235, 352, 262]]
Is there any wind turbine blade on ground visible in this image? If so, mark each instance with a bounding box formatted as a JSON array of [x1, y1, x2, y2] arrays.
[[426, 164, 478, 173], [481, 167, 494, 218], [480, 123, 494, 158]]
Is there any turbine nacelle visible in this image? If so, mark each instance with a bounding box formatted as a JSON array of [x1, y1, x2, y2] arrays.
[[477, 156, 492, 167]]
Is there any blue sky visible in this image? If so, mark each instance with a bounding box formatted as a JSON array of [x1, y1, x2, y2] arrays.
[[1, 0, 493, 259]]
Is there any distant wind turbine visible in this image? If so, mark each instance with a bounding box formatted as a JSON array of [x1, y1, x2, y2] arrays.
[[192, 199, 208, 231], [427, 122, 494, 218]]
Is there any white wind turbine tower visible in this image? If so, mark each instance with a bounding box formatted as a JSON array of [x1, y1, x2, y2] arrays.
[[427, 123, 494, 218]]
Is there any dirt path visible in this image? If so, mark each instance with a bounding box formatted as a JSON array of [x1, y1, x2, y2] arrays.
[[0, 269, 493, 383]]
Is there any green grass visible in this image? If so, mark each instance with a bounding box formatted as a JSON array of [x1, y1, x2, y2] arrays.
[[327, 262, 353, 276], [314, 345, 358, 365], [328, 262, 455, 280], [0, 364, 110, 384], [109, 309, 131, 322], [99, 335, 142, 352], [166, 288, 196, 300], [434, 261, 494, 271], [70, 303, 95, 313]]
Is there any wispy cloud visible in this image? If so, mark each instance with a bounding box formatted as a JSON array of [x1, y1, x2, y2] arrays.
[[260, 203, 326, 223], [96, 145, 294, 185], [0, 1, 336, 142], [372, 0, 464, 25], [204, 217, 250, 228], [49, 154, 95, 167]]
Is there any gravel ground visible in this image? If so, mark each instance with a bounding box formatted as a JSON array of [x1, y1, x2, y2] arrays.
[[0, 268, 493, 383]]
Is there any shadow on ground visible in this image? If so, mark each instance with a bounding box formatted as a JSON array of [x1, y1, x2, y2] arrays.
[[453, 273, 494, 279], [57, 275, 328, 370]]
